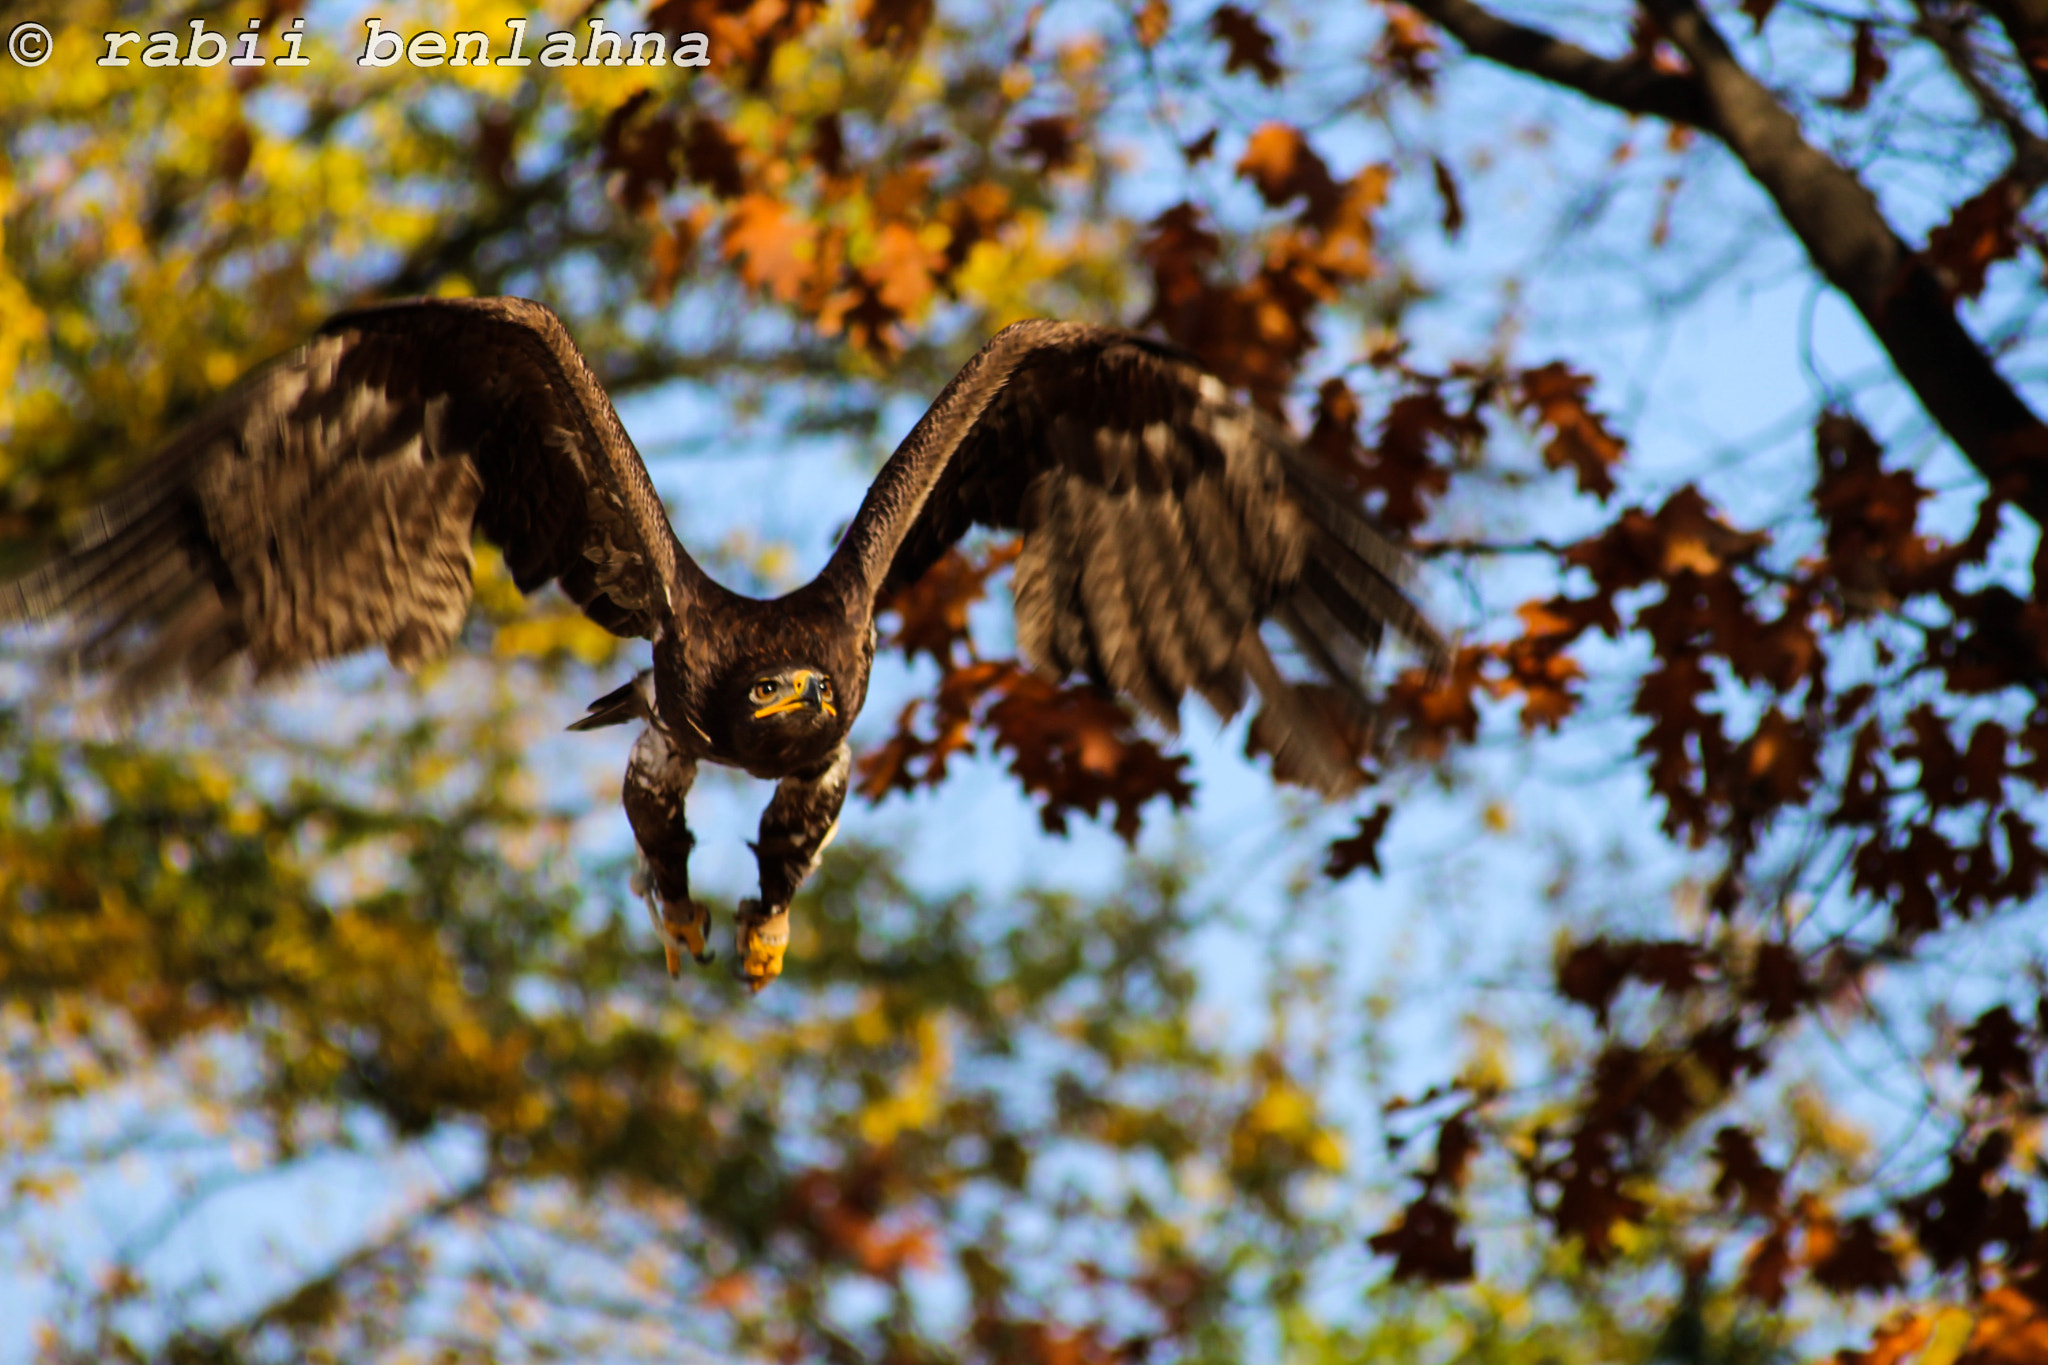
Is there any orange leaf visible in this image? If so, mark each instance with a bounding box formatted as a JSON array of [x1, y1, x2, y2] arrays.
[[1836, 1313, 1930, 1365], [1134, 0, 1170, 49], [1518, 362, 1626, 499], [1960, 1287, 2048, 1365], [698, 1273, 754, 1311], [865, 221, 944, 317], [723, 194, 814, 303], [1236, 123, 1341, 225]]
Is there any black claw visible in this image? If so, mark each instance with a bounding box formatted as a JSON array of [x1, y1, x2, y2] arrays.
[[695, 947, 717, 965]]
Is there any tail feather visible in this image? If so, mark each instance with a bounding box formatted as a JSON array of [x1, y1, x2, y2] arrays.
[[568, 669, 656, 731]]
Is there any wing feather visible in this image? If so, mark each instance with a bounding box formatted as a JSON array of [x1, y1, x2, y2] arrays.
[[1124, 493, 1201, 718], [824, 319, 1446, 796], [1, 296, 702, 700], [1015, 472, 1094, 681]]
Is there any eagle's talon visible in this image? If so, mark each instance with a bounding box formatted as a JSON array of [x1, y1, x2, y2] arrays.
[[733, 899, 790, 994], [641, 887, 712, 979]]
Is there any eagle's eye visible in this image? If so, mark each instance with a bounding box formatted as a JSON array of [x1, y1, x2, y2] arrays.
[[749, 680, 778, 705], [816, 678, 833, 702]]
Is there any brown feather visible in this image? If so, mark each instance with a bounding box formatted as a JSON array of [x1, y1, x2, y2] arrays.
[[823, 319, 1444, 793], [1, 297, 705, 700]]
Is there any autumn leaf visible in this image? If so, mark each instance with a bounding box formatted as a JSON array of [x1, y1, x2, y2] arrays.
[[1209, 5, 1283, 85], [722, 193, 815, 303], [1901, 1135, 2030, 1274], [1958, 1287, 2048, 1365], [1809, 1213, 1905, 1296], [1371, 6, 1439, 92], [1236, 123, 1342, 226], [1134, 0, 1170, 49], [682, 115, 747, 199], [599, 91, 682, 213], [863, 221, 946, 318], [1517, 362, 1626, 499], [983, 671, 1195, 841], [1325, 804, 1393, 880], [1365, 388, 1464, 531], [1556, 938, 1628, 1027], [812, 112, 847, 177], [1825, 21, 1888, 111], [1740, 1224, 1793, 1306], [1368, 1193, 1475, 1282], [859, 654, 1193, 844], [1836, 1314, 1932, 1365], [1961, 1006, 2033, 1099], [858, 0, 935, 53], [1926, 176, 2024, 301], [1740, 708, 1819, 808], [1014, 115, 1081, 173], [1711, 1126, 1784, 1218], [877, 542, 1020, 667], [1744, 942, 1813, 1024], [1431, 157, 1464, 238]]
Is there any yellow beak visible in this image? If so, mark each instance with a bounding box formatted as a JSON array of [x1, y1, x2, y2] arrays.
[[753, 670, 835, 719]]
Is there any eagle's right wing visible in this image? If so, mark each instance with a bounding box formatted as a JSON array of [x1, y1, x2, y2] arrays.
[[2, 296, 703, 698]]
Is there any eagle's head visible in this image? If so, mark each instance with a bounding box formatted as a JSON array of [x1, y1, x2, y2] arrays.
[[722, 663, 840, 769]]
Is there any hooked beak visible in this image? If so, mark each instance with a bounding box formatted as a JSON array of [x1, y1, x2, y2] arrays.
[[752, 670, 836, 720]]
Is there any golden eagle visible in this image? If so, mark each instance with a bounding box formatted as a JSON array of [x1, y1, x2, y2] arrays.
[[1, 297, 1444, 990]]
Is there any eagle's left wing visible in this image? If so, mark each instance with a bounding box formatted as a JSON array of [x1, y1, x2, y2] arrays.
[[823, 320, 1445, 796]]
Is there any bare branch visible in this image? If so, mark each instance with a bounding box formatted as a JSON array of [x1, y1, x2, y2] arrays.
[[1913, 2, 2048, 193], [1403, 0, 1715, 127], [1415, 0, 2048, 527], [1643, 0, 2048, 519]]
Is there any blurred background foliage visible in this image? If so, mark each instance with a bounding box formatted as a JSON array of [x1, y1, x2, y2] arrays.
[[4, 1, 2048, 1362]]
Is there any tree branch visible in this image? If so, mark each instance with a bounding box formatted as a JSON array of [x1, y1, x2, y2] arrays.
[[1415, 0, 2048, 527], [1914, 2, 2048, 194], [155, 1172, 498, 1364], [1403, 0, 1714, 126], [1980, 0, 2048, 122]]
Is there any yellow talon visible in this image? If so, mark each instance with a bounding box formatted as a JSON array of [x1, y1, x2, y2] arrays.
[[657, 897, 714, 978], [734, 900, 790, 994]]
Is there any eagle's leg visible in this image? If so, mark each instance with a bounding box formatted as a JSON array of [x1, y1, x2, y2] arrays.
[[737, 741, 851, 992], [622, 727, 710, 977]]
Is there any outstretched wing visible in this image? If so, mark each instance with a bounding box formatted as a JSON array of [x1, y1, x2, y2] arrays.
[[824, 319, 1446, 795], [1, 296, 702, 699]]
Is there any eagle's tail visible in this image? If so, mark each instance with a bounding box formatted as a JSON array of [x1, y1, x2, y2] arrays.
[[568, 669, 657, 731]]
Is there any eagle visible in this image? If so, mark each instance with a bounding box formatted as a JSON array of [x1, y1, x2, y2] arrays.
[[1, 297, 1445, 991]]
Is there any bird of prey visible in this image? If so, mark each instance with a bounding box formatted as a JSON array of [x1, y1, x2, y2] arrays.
[[1, 297, 1444, 991]]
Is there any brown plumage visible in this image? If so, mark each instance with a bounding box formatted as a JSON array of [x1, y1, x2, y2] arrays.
[[1, 297, 1445, 990]]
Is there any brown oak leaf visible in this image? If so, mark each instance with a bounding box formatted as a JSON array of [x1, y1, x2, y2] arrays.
[[1209, 5, 1282, 85]]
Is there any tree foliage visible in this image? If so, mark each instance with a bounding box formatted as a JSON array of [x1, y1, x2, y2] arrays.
[[4, 1, 2048, 1362]]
